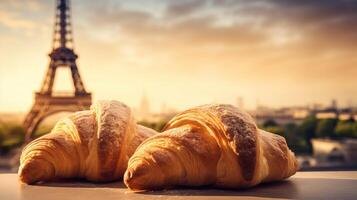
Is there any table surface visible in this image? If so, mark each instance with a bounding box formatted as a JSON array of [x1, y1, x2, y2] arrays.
[[1, 171, 357, 200]]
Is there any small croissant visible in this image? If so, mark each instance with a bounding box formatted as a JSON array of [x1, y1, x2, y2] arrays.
[[18, 100, 157, 184], [124, 104, 298, 190]]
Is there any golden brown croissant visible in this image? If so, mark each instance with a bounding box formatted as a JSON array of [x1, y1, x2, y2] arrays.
[[18, 100, 157, 184], [124, 104, 298, 190]]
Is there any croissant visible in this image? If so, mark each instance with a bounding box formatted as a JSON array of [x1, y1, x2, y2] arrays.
[[18, 100, 157, 184], [124, 104, 298, 190]]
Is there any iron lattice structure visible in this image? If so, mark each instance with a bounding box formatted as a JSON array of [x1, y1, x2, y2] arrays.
[[23, 0, 91, 140]]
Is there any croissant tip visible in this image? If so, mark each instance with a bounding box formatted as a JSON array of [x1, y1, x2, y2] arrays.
[[18, 158, 54, 184], [18, 164, 37, 184], [124, 162, 153, 190], [124, 168, 137, 188], [127, 170, 133, 180]]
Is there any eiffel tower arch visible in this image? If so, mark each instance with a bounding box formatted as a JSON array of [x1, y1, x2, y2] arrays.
[[23, 0, 91, 141]]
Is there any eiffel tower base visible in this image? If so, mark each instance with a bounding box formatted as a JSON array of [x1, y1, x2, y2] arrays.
[[23, 92, 91, 141]]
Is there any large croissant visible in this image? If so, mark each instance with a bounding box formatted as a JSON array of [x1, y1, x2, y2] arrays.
[[124, 104, 298, 190], [18, 100, 157, 184]]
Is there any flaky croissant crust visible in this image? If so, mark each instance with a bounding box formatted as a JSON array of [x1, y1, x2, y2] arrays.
[[165, 104, 259, 182], [18, 100, 157, 184], [124, 104, 298, 190]]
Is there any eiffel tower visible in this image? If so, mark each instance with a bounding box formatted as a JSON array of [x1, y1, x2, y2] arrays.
[[23, 0, 91, 141]]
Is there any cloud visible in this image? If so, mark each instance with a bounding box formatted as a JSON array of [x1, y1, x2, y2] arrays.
[[223, 0, 357, 50], [0, 11, 36, 30], [0, 0, 46, 11], [88, 0, 357, 48], [165, 0, 208, 18], [76, 0, 357, 97], [1, 0, 356, 111], [0, 0, 51, 32]]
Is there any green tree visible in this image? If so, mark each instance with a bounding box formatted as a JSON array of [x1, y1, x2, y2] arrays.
[[284, 123, 296, 142], [316, 118, 338, 138], [283, 122, 309, 153], [0, 125, 4, 146], [264, 126, 285, 138], [295, 116, 318, 152], [0, 124, 25, 154], [262, 122, 310, 153], [296, 116, 318, 138], [263, 119, 278, 128], [154, 120, 168, 132], [6, 125, 25, 145], [344, 116, 355, 123], [284, 122, 297, 141], [335, 121, 356, 138]]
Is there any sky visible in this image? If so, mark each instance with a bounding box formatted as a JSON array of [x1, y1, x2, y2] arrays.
[[0, 0, 357, 113]]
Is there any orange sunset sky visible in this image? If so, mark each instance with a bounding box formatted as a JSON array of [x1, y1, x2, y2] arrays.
[[0, 0, 356, 112]]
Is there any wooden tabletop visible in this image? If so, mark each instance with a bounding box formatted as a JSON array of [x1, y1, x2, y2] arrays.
[[1, 171, 357, 200]]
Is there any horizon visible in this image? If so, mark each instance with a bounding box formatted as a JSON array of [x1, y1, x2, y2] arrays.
[[1, 0, 357, 113], [0, 96, 354, 114]]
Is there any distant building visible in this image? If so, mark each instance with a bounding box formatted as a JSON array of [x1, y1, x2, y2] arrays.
[[315, 112, 338, 119], [253, 106, 309, 125], [312, 100, 356, 120], [252, 99, 357, 126], [134, 96, 178, 123], [137, 93, 151, 121], [312, 138, 357, 166]]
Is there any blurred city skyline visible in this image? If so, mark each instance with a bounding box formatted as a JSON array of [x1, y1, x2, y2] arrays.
[[1, 0, 357, 112]]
